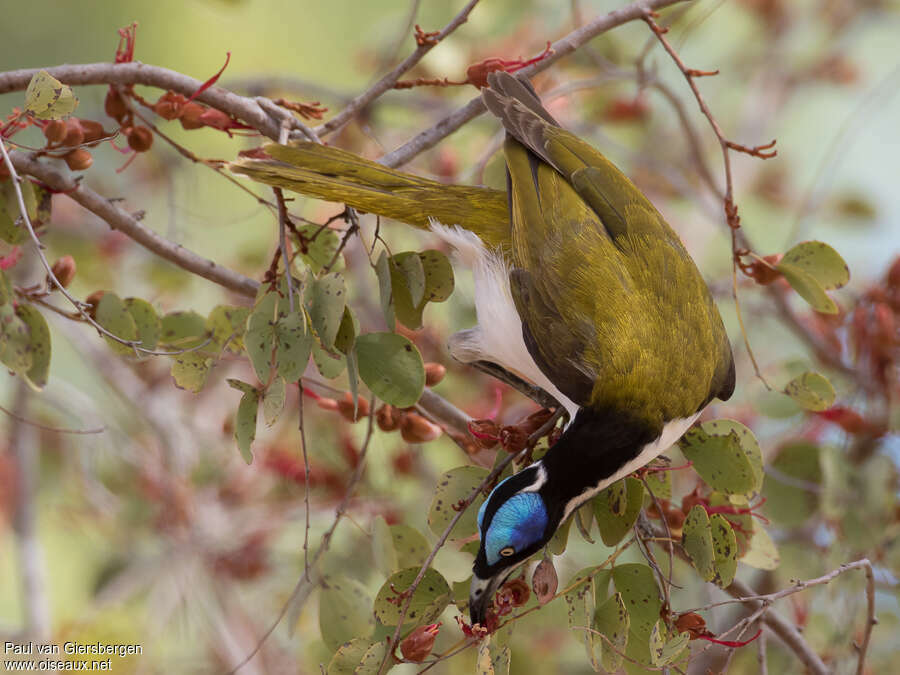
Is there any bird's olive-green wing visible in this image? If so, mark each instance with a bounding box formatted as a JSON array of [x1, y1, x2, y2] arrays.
[[230, 141, 510, 249], [483, 72, 733, 429]]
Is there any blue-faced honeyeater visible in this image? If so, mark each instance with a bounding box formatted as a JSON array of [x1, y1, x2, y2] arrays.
[[230, 72, 735, 626]]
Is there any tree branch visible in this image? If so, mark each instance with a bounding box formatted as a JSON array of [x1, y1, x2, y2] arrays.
[[8, 151, 260, 298]]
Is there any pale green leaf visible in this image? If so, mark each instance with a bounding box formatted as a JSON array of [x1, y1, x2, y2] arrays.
[[710, 514, 738, 587], [784, 371, 835, 412], [594, 477, 643, 547], [16, 304, 50, 390], [777, 262, 838, 314], [593, 592, 629, 673], [124, 297, 160, 352], [95, 292, 138, 355], [235, 389, 259, 464], [355, 332, 424, 407], [781, 240, 849, 290], [612, 564, 660, 640], [24, 70, 78, 119], [262, 376, 287, 426], [159, 310, 206, 348], [318, 574, 374, 652], [682, 505, 716, 582], [170, 352, 212, 393], [312, 339, 345, 378], [372, 516, 398, 577], [373, 567, 450, 628], [427, 466, 489, 540], [305, 272, 346, 349]]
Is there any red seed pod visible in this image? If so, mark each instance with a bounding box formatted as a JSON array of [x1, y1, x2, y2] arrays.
[[126, 126, 153, 152], [400, 413, 442, 443], [50, 255, 76, 288], [604, 97, 650, 122], [467, 418, 500, 449], [314, 396, 339, 412], [63, 148, 93, 171], [531, 558, 558, 605], [675, 612, 708, 640], [63, 118, 85, 147], [376, 404, 402, 432], [499, 425, 528, 453], [819, 406, 868, 435], [152, 92, 186, 120], [196, 107, 233, 130], [336, 391, 370, 422], [399, 623, 440, 662], [84, 290, 106, 319], [78, 119, 107, 143], [465, 58, 508, 89], [43, 119, 67, 145], [497, 577, 530, 610], [104, 88, 128, 121], [391, 450, 416, 475], [424, 362, 447, 387], [179, 102, 206, 130]]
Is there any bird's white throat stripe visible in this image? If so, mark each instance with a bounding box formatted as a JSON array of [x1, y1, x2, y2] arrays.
[[428, 220, 579, 420], [561, 413, 702, 522]]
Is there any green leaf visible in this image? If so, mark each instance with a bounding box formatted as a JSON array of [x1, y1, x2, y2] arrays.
[[0, 180, 36, 245], [274, 310, 312, 382], [124, 298, 161, 352], [658, 631, 690, 667], [390, 525, 429, 569], [575, 502, 595, 544], [548, 514, 573, 556], [395, 251, 426, 306], [650, 622, 689, 667], [171, 352, 213, 393], [24, 70, 78, 119], [763, 440, 822, 527], [740, 522, 780, 570], [593, 592, 629, 673], [428, 466, 489, 540], [262, 376, 286, 426], [372, 516, 398, 577], [642, 465, 672, 501], [783, 371, 835, 412], [564, 567, 599, 667], [227, 378, 256, 395], [95, 292, 138, 355], [373, 567, 450, 628], [390, 250, 455, 329], [234, 388, 260, 464], [245, 292, 277, 382], [305, 273, 346, 349], [0, 306, 31, 374], [710, 514, 738, 587], [374, 251, 395, 329], [781, 241, 849, 290], [355, 332, 425, 407], [612, 564, 660, 640], [16, 304, 50, 390], [159, 310, 207, 349], [207, 305, 249, 353], [678, 420, 760, 496], [594, 477, 643, 547], [333, 306, 357, 355], [648, 621, 666, 667], [777, 262, 838, 313], [295, 223, 339, 275], [318, 574, 375, 652], [326, 638, 385, 675], [311, 339, 345, 379], [682, 505, 716, 582]]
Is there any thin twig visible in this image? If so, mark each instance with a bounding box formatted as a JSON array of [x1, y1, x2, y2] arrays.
[[0, 403, 106, 435], [316, 0, 483, 137]]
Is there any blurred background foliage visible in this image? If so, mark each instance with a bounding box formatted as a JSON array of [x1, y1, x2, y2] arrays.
[[1, 0, 900, 673]]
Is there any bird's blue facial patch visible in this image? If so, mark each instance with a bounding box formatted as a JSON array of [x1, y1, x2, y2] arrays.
[[478, 475, 513, 532], [483, 493, 548, 566]]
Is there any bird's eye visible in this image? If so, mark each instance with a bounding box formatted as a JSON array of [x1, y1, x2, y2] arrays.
[[499, 546, 515, 557]]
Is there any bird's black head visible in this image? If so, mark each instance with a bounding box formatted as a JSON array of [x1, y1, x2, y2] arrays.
[[469, 462, 564, 626]]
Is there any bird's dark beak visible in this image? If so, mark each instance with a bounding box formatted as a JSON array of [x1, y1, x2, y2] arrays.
[[469, 573, 505, 626]]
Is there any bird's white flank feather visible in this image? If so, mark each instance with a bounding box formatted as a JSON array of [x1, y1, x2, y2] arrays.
[[429, 220, 579, 420]]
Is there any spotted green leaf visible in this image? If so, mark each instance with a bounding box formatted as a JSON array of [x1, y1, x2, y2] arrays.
[[650, 621, 689, 667], [171, 352, 213, 393], [593, 592, 629, 673], [643, 464, 672, 500], [594, 477, 643, 547], [710, 514, 738, 587], [0, 180, 36, 245], [0, 305, 32, 374], [374, 250, 395, 329], [612, 564, 660, 640], [24, 70, 78, 119], [274, 310, 311, 382], [295, 223, 339, 275], [305, 273, 345, 349], [333, 306, 357, 355], [390, 250, 454, 330], [565, 567, 598, 662], [355, 332, 424, 407], [777, 262, 838, 314], [428, 466, 489, 540], [548, 514, 573, 556], [391, 525, 429, 569], [682, 505, 716, 582], [159, 310, 206, 349], [372, 516, 398, 576], [262, 376, 286, 426], [245, 292, 277, 382], [781, 240, 849, 290], [206, 305, 248, 353], [678, 420, 760, 496], [373, 567, 450, 628], [740, 522, 780, 570], [311, 339, 345, 379], [784, 371, 835, 412], [16, 304, 50, 390], [318, 574, 375, 652], [234, 386, 259, 464], [326, 637, 385, 675], [95, 292, 138, 355], [124, 298, 160, 352]]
